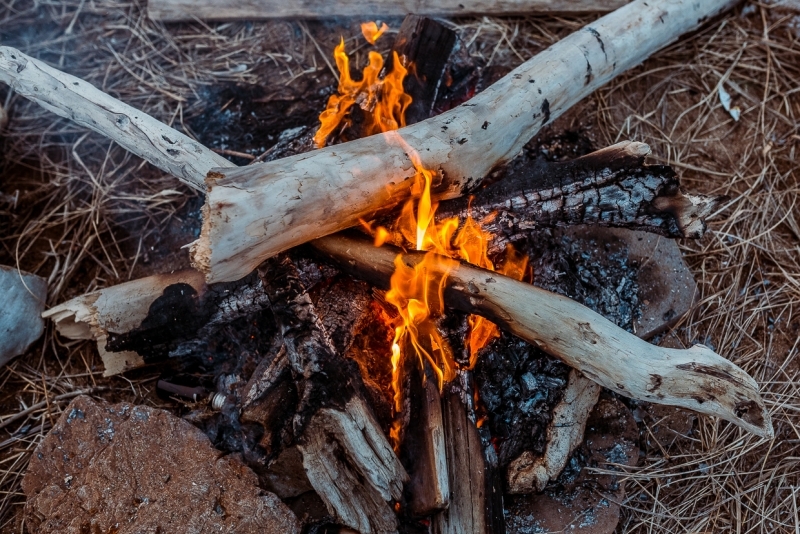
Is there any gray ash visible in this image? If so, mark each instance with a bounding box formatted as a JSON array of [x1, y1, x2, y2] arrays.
[[474, 226, 641, 467]]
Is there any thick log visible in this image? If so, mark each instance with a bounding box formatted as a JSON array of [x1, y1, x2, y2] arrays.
[[434, 141, 723, 254], [191, 0, 739, 283], [0, 47, 231, 190], [254, 255, 408, 534], [310, 232, 774, 439], [148, 0, 629, 22], [506, 370, 601, 494]]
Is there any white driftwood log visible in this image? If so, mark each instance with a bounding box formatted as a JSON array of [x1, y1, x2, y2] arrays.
[[311, 233, 774, 439], [147, 0, 628, 22], [192, 0, 739, 283], [0, 47, 231, 191], [506, 370, 601, 493], [42, 270, 205, 375]]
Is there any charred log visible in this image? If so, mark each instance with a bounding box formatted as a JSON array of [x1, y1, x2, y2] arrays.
[[434, 141, 725, 252]]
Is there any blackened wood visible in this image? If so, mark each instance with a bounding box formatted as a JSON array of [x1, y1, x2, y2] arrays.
[[402, 358, 449, 517], [254, 255, 408, 534], [388, 15, 457, 124], [432, 141, 725, 254]]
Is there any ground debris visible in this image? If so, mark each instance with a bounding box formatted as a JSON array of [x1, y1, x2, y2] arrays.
[[22, 395, 300, 534]]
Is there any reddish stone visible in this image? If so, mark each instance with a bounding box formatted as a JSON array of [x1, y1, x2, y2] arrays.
[[22, 395, 300, 534]]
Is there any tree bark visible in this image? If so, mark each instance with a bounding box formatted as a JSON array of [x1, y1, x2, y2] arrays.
[[434, 141, 723, 254], [190, 0, 739, 283], [310, 232, 774, 439]]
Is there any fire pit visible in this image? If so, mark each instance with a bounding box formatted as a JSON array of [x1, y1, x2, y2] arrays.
[[1, 1, 797, 533]]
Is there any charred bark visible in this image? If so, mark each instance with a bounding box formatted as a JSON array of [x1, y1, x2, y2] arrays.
[[242, 255, 408, 534], [388, 15, 457, 124], [432, 141, 724, 253]]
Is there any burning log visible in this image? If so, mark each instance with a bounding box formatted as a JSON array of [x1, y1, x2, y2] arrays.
[[435, 141, 723, 253], [245, 255, 408, 534], [190, 0, 739, 283], [311, 231, 774, 439], [147, 0, 629, 22]]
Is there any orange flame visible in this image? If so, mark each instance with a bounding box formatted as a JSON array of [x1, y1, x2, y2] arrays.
[[318, 32, 529, 450], [361, 21, 389, 44], [313, 39, 411, 148]]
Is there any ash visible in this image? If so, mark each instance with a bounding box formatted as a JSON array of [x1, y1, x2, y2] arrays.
[[474, 226, 641, 468]]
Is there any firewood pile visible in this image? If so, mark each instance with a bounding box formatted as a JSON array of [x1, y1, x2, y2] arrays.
[[1, 1, 799, 533]]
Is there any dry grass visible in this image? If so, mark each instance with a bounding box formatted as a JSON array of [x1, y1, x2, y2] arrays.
[[0, 1, 798, 533]]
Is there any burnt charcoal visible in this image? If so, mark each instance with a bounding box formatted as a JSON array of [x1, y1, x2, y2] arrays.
[[524, 228, 641, 332], [474, 334, 570, 466], [189, 82, 332, 165]]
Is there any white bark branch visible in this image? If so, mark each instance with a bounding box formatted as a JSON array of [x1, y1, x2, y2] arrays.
[[0, 47, 233, 191], [192, 0, 739, 283]]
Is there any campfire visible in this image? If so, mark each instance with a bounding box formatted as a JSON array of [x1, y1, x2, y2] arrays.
[[2, 0, 794, 533]]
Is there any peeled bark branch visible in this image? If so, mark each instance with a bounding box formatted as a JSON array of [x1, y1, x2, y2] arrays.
[[0, 47, 231, 190], [191, 0, 739, 283], [310, 232, 774, 439]]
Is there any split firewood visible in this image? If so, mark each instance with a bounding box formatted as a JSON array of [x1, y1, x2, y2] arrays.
[[433, 371, 504, 534], [399, 358, 450, 517], [506, 370, 601, 494], [311, 232, 774, 439], [247, 255, 408, 534], [148, 0, 629, 22], [189, 0, 740, 283]]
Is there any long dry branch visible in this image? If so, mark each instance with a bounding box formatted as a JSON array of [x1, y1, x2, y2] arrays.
[[191, 0, 739, 283], [148, 0, 629, 22], [0, 47, 231, 190], [310, 232, 773, 439]]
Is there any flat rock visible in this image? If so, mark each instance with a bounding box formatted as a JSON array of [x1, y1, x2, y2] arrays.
[[22, 395, 300, 534], [0, 264, 46, 365]]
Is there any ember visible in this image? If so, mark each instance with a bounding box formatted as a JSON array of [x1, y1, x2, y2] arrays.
[[361, 21, 389, 44]]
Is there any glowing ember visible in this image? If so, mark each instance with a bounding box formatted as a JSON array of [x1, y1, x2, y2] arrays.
[[361, 21, 389, 44], [313, 38, 411, 148]]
